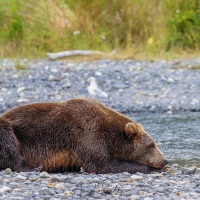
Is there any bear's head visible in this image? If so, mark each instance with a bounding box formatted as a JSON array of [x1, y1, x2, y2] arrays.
[[116, 122, 168, 169]]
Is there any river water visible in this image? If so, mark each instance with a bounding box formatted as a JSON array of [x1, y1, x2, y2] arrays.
[[130, 112, 200, 166]]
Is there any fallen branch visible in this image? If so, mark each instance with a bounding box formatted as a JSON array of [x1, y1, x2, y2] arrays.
[[47, 50, 104, 60]]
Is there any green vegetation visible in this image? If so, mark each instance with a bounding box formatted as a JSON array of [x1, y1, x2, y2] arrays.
[[173, 64, 200, 70], [14, 62, 29, 70], [0, 0, 200, 58]]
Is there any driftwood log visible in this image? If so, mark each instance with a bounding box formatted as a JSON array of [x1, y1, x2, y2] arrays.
[[47, 50, 105, 60]]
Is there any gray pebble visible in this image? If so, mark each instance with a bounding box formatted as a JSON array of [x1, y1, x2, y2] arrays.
[[0, 186, 11, 193], [39, 187, 55, 195], [15, 174, 27, 180], [4, 168, 12, 175], [51, 176, 61, 182], [148, 173, 163, 178], [196, 168, 200, 173], [182, 166, 197, 175], [130, 175, 143, 181], [194, 188, 200, 193], [156, 187, 165, 193], [62, 82, 72, 88], [39, 171, 50, 178]]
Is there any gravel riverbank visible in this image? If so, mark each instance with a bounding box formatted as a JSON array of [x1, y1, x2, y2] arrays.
[[0, 57, 200, 199], [0, 57, 200, 113], [0, 165, 200, 200]]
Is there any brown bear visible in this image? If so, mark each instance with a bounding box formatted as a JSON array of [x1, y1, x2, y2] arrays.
[[0, 98, 168, 173]]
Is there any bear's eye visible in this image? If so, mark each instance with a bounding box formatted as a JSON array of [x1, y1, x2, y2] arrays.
[[148, 143, 155, 149]]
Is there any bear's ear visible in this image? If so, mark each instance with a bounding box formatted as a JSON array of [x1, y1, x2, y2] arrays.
[[124, 122, 141, 140]]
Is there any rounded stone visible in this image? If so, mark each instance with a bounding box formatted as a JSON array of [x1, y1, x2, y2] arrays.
[[182, 166, 197, 175], [0, 186, 11, 193], [130, 175, 143, 181], [50, 176, 61, 182], [39, 171, 50, 178], [4, 168, 12, 175], [16, 174, 27, 180]]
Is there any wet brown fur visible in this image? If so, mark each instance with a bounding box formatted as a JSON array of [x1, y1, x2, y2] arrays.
[[0, 98, 168, 173]]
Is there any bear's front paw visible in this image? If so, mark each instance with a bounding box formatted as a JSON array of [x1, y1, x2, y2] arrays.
[[16, 160, 43, 172]]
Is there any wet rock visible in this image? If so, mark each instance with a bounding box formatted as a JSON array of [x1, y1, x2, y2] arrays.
[[130, 175, 143, 181], [196, 168, 200, 174], [94, 71, 102, 76], [62, 82, 72, 88], [55, 182, 65, 189], [148, 173, 163, 178], [122, 172, 130, 176], [4, 168, 12, 175], [39, 187, 55, 195], [112, 82, 129, 89], [39, 172, 50, 178], [8, 182, 21, 188], [50, 176, 61, 182], [16, 174, 27, 180], [0, 186, 11, 193], [144, 198, 154, 200], [194, 188, 200, 193], [182, 166, 197, 175]]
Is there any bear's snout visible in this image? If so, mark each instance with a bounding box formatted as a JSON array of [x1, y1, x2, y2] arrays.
[[164, 159, 169, 166], [153, 158, 169, 169]]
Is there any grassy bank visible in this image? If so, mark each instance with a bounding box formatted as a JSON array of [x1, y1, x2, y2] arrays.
[[0, 0, 200, 59]]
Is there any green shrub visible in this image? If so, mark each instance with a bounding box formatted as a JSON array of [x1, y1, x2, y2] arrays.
[[167, 1, 200, 50], [0, 0, 200, 58]]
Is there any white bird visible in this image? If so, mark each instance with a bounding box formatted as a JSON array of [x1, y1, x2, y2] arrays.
[[87, 77, 108, 98]]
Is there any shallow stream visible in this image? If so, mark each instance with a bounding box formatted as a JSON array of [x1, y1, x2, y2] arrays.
[[130, 112, 200, 167]]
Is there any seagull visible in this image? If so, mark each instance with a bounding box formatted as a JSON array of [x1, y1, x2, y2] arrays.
[[87, 77, 108, 98]]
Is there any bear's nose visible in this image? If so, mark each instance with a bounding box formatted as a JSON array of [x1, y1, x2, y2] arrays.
[[164, 159, 169, 165]]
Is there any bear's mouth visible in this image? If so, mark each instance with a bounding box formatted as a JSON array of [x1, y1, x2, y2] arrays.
[[147, 162, 164, 169], [151, 164, 164, 169]]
